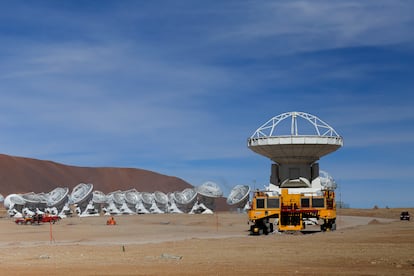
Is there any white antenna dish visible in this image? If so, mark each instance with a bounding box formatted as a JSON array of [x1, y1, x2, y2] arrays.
[[227, 185, 250, 207], [70, 183, 93, 205], [168, 193, 183, 213], [173, 188, 197, 205], [154, 191, 168, 205], [124, 189, 140, 205], [21, 192, 47, 205], [135, 200, 150, 214], [47, 187, 69, 207], [154, 191, 168, 212], [173, 188, 197, 213], [4, 194, 26, 209], [92, 190, 108, 204], [248, 111, 343, 164], [141, 192, 154, 209], [320, 170, 337, 190], [196, 181, 223, 198], [112, 191, 126, 205]]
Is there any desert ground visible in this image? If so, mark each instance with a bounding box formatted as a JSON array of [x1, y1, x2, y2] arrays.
[[0, 208, 413, 276]]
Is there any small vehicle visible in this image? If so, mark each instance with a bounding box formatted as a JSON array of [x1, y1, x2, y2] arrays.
[[400, 211, 410, 221], [15, 217, 34, 225], [15, 214, 60, 225], [39, 214, 61, 224]]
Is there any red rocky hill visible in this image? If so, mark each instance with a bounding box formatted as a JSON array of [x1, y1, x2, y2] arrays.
[[0, 154, 192, 195], [0, 154, 230, 211]]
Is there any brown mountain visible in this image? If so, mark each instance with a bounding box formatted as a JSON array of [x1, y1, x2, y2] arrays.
[[0, 154, 192, 195], [0, 154, 230, 211]]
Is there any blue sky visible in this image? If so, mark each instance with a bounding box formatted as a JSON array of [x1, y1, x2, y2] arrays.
[[0, 1, 413, 208]]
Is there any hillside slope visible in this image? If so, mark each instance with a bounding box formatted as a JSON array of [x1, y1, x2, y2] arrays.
[[0, 154, 192, 195]]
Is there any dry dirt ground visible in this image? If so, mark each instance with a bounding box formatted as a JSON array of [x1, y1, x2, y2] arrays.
[[0, 208, 413, 276]]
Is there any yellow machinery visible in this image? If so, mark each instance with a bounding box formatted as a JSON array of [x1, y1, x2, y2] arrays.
[[246, 112, 343, 235], [248, 188, 336, 234]]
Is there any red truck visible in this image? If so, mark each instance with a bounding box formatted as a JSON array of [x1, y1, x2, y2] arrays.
[[15, 214, 61, 225]]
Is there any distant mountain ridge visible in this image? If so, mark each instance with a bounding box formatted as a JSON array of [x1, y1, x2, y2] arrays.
[[0, 154, 192, 195]]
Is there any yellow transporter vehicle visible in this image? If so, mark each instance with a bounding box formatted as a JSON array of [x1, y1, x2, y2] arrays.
[[248, 188, 336, 234], [246, 112, 343, 235]]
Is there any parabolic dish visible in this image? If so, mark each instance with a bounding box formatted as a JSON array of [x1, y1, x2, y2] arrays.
[[112, 191, 126, 205], [320, 170, 337, 190], [4, 194, 26, 209], [47, 187, 69, 207], [226, 185, 250, 206], [154, 191, 168, 205], [92, 190, 108, 204], [248, 111, 343, 164], [70, 183, 93, 204], [124, 189, 140, 205], [173, 188, 197, 205], [197, 181, 223, 198], [141, 192, 154, 205], [22, 192, 47, 204]]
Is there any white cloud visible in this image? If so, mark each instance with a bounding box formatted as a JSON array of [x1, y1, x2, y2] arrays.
[[209, 0, 414, 56]]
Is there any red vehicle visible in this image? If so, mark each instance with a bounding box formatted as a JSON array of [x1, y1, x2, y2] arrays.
[[15, 217, 34, 225], [39, 214, 61, 224], [15, 214, 61, 225]]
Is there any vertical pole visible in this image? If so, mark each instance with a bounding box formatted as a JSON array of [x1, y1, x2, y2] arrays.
[[49, 222, 53, 243], [216, 213, 218, 232]]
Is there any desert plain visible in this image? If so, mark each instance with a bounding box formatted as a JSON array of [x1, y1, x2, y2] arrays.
[[0, 208, 413, 276]]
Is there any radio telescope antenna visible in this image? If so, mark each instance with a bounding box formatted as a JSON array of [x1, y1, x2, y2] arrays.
[[21, 192, 47, 208], [195, 181, 223, 212], [115, 191, 136, 215], [92, 190, 108, 204], [124, 189, 140, 205], [4, 194, 26, 209], [319, 170, 337, 190], [249, 111, 343, 164], [196, 181, 223, 198], [248, 111, 343, 188], [69, 183, 94, 211], [173, 188, 197, 213], [154, 191, 169, 213], [112, 191, 126, 205], [47, 187, 69, 208], [227, 185, 250, 208]]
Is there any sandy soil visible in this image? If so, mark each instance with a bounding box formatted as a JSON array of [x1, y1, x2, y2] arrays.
[[0, 208, 413, 276]]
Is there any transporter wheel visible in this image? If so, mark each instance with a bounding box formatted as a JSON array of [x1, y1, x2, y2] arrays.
[[250, 224, 260, 235], [263, 219, 272, 235]]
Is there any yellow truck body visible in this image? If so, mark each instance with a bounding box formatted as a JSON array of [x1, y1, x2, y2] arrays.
[[248, 188, 336, 234]]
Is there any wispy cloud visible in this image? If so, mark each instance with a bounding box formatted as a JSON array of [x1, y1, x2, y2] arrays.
[[0, 1, 413, 206], [210, 1, 414, 55]]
